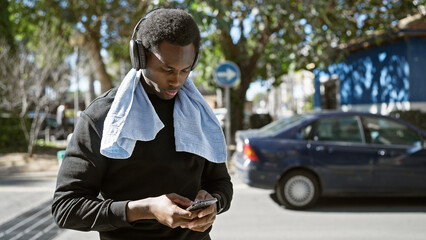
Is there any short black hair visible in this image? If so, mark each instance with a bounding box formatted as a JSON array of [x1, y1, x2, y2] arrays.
[[137, 8, 201, 54]]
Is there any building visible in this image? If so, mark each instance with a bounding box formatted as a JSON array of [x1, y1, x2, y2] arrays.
[[313, 14, 426, 115]]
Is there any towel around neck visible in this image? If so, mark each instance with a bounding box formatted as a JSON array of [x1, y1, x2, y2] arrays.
[[100, 69, 227, 163]]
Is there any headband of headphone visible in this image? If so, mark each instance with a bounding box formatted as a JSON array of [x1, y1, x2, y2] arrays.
[[129, 9, 200, 70]]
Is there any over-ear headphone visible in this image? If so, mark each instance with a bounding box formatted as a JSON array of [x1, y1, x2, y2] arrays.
[[129, 9, 200, 70]]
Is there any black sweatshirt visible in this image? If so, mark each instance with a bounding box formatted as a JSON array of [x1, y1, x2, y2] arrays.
[[51, 88, 233, 240]]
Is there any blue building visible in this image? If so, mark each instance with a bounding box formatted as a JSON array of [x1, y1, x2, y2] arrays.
[[314, 14, 426, 115]]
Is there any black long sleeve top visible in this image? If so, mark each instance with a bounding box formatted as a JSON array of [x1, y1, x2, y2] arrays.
[[51, 88, 233, 240]]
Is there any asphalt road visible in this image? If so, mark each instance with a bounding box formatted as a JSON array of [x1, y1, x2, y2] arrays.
[[212, 174, 426, 240], [1, 172, 426, 240]]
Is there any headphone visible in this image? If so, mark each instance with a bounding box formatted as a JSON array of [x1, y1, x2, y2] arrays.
[[129, 9, 200, 70]]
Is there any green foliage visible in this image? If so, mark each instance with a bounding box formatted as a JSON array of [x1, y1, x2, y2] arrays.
[[4, 0, 422, 136], [0, 0, 15, 52], [8, 0, 155, 92], [0, 114, 29, 153], [186, 0, 420, 81], [9, 0, 73, 44], [180, 0, 420, 134], [7, 0, 75, 60]]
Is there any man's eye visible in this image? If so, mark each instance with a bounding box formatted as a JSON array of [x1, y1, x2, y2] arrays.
[[162, 68, 174, 73]]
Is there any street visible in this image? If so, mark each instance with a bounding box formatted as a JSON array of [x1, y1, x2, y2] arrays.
[[1, 172, 426, 240]]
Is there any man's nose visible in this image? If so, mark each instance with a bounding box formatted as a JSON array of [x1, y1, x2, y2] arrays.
[[168, 72, 183, 87]]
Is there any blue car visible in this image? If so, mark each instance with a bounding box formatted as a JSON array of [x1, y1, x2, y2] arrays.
[[232, 111, 426, 209]]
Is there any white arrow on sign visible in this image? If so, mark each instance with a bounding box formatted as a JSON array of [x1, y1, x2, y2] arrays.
[[217, 68, 236, 81]]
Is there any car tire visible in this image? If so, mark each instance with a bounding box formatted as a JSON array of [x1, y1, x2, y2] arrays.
[[276, 170, 320, 209]]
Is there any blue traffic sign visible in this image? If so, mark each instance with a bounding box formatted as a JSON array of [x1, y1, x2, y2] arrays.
[[214, 61, 240, 87]]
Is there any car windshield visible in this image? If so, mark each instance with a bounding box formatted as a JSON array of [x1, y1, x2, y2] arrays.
[[260, 115, 306, 134]]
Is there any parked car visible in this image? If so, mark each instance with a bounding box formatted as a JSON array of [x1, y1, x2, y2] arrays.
[[213, 108, 227, 128], [232, 111, 426, 209]]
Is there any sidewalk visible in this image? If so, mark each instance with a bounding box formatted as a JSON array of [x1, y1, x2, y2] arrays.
[[0, 152, 60, 178], [0, 152, 99, 239], [54, 229, 99, 240]]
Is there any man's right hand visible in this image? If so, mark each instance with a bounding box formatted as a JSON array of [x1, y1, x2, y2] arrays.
[[126, 193, 196, 228]]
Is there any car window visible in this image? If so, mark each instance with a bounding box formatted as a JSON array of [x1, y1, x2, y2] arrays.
[[363, 116, 422, 146], [261, 115, 305, 134], [293, 124, 313, 140], [314, 117, 363, 143]]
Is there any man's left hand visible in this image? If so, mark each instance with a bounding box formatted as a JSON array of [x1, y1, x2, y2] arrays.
[[181, 190, 217, 232]]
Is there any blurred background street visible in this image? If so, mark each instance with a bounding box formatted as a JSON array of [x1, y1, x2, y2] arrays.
[[1, 0, 426, 239]]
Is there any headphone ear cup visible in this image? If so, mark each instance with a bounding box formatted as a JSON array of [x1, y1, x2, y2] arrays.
[[129, 40, 147, 70], [129, 39, 140, 70], [191, 51, 200, 70]]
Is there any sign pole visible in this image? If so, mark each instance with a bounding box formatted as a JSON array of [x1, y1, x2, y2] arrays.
[[213, 61, 240, 162], [225, 85, 231, 161]]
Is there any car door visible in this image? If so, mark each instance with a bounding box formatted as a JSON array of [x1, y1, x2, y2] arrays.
[[308, 116, 377, 194], [362, 116, 426, 193]]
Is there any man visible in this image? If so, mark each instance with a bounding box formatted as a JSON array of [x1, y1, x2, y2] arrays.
[[52, 9, 233, 240]]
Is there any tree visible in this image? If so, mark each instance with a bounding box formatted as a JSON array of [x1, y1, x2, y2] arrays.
[[181, 0, 421, 140], [5, 0, 422, 146], [0, 24, 71, 157], [8, 0, 160, 95], [45, 0, 157, 93]]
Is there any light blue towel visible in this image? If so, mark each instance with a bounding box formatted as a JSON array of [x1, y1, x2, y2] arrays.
[[100, 69, 227, 163]]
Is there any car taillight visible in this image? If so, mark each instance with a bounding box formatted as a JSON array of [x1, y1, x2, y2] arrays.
[[243, 143, 259, 162]]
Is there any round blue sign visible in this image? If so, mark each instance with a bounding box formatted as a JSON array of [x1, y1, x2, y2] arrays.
[[214, 61, 240, 87]]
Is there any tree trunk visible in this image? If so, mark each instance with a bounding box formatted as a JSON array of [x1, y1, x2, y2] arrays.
[[230, 62, 253, 144], [87, 38, 112, 94], [27, 106, 48, 158], [19, 117, 29, 142], [87, 72, 96, 104]]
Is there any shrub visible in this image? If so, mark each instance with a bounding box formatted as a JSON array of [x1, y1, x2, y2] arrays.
[[0, 114, 29, 153]]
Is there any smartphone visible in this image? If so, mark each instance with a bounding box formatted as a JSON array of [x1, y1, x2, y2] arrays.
[[186, 198, 217, 211]]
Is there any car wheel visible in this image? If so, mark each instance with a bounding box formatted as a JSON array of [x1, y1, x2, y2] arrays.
[[276, 170, 320, 209]]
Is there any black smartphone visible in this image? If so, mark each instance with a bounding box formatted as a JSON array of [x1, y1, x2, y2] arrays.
[[186, 198, 217, 211]]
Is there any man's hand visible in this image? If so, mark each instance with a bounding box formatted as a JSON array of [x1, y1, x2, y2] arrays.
[[126, 191, 218, 232], [126, 193, 196, 228], [182, 190, 218, 232]]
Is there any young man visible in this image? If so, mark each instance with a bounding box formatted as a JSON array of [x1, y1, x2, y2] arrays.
[[52, 9, 233, 240]]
